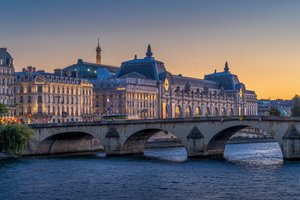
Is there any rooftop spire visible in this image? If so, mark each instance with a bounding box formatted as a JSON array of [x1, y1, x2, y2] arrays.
[[96, 38, 101, 64], [224, 61, 229, 72], [146, 44, 153, 57], [96, 38, 101, 50]]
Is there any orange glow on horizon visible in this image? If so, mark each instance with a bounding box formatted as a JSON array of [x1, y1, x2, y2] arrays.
[[12, 44, 299, 100]]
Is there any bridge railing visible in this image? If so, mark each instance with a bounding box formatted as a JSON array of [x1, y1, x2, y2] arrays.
[[29, 116, 300, 129]]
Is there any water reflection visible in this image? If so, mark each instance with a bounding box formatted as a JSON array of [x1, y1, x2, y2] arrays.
[[224, 142, 283, 168], [144, 147, 187, 162], [36, 142, 284, 166], [143, 142, 283, 167]]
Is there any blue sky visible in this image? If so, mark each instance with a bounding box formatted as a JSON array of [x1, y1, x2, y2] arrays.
[[1, 0, 300, 98]]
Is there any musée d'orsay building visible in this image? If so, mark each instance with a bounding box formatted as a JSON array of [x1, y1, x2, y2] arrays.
[[63, 42, 258, 119], [1, 41, 258, 122]]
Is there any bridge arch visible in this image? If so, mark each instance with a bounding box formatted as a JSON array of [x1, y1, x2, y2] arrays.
[[35, 131, 104, 155], [206, 124, 283, 158], [120, 128, 188, 156]]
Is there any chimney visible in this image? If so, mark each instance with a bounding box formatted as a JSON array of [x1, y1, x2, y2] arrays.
[[27, 66, 36, 74]]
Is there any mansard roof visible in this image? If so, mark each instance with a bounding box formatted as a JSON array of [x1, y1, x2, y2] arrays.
[[204, 62, 242, 90], [172, 74, 221, 89], [117, 57, 167, 80], [204, 70, 241, 90], [0, 48, 13, 68], [119, 71, 147, 79], [15, 69, 90, 84], [65, 59, 119, 74], [116, 45, 167, 81]]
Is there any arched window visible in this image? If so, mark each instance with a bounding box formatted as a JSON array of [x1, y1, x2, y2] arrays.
[[230, 108, 234, 116], [194, 106, 201, 117], [214, 107, 219, 116], [185, 106, 192, 117], [175, 105, 182, 118], [221, 107, 227, 116], [205, 107, 211, 116]]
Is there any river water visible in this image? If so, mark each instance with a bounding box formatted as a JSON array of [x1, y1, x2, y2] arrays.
[[1, 142, 300, 200]]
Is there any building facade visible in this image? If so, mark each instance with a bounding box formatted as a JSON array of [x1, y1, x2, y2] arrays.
[[0, 48, 15, 116], [15, 66, 93, 124], [93, 77, 158, 118], [64, 44, 258, 119], [116, 45, 258, 118], [258, 99, 293, 116]]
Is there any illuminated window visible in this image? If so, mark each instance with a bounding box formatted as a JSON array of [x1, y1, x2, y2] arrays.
[[175, 105, 182, 118], [195, 107, 201, 117]]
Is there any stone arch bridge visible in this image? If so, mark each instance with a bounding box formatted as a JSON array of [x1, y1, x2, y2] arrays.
[[27, 117, 300, 160]]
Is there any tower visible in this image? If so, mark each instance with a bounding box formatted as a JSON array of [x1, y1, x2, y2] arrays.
[[224, 61, 229, 72], [96, 38, 101, 64], [146, 44, 153, 58]]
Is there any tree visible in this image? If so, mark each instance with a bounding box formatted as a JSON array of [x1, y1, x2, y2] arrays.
[[0, 103, 8, 117], [269, 107, 280, 117], [292, 95, 300, 117], [0, 124, 33, 155]]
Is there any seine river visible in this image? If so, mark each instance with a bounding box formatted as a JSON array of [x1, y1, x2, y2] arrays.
[[1, 142, 300, 200]]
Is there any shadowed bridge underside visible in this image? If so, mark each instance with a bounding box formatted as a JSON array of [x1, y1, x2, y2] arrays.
[[207, 126, 248, 156], [35, 132, 103, 155]]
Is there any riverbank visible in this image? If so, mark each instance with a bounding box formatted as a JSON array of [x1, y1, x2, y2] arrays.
[[0, 152, 16, 160]]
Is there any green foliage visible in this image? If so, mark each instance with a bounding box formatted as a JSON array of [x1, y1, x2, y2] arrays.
[[0, 103, 8, 117], [0, 124, 33, 155], [292, 95, 300, 117], [269, 107, 280, 117]]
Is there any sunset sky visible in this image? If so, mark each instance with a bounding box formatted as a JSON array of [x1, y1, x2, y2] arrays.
[[1, 0, 299, 99]]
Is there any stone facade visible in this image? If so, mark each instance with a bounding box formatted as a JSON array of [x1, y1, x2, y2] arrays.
[[94, 45, 257, 118], [15, 66, 93, 124], [27, 117, 300, 160], [0, 48, 15, 116], [93, 78, 158, 118], [63, 44, 258, 119]]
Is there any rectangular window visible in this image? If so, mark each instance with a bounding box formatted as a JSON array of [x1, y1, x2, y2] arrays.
[[28, 107, 32, 114], [38, 96, 42, 103], [20, 96, 23, 103], [38, 106, 42, 114], [28, 86, 31, 93], [38, 85, 43, 93], [28, 96, 31, 103]]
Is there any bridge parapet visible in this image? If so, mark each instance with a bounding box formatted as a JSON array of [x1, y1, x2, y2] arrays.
[[29, 116, 300, 129]]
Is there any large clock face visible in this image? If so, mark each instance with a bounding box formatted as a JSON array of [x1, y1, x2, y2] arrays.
[[164, 78, 170, 92]]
